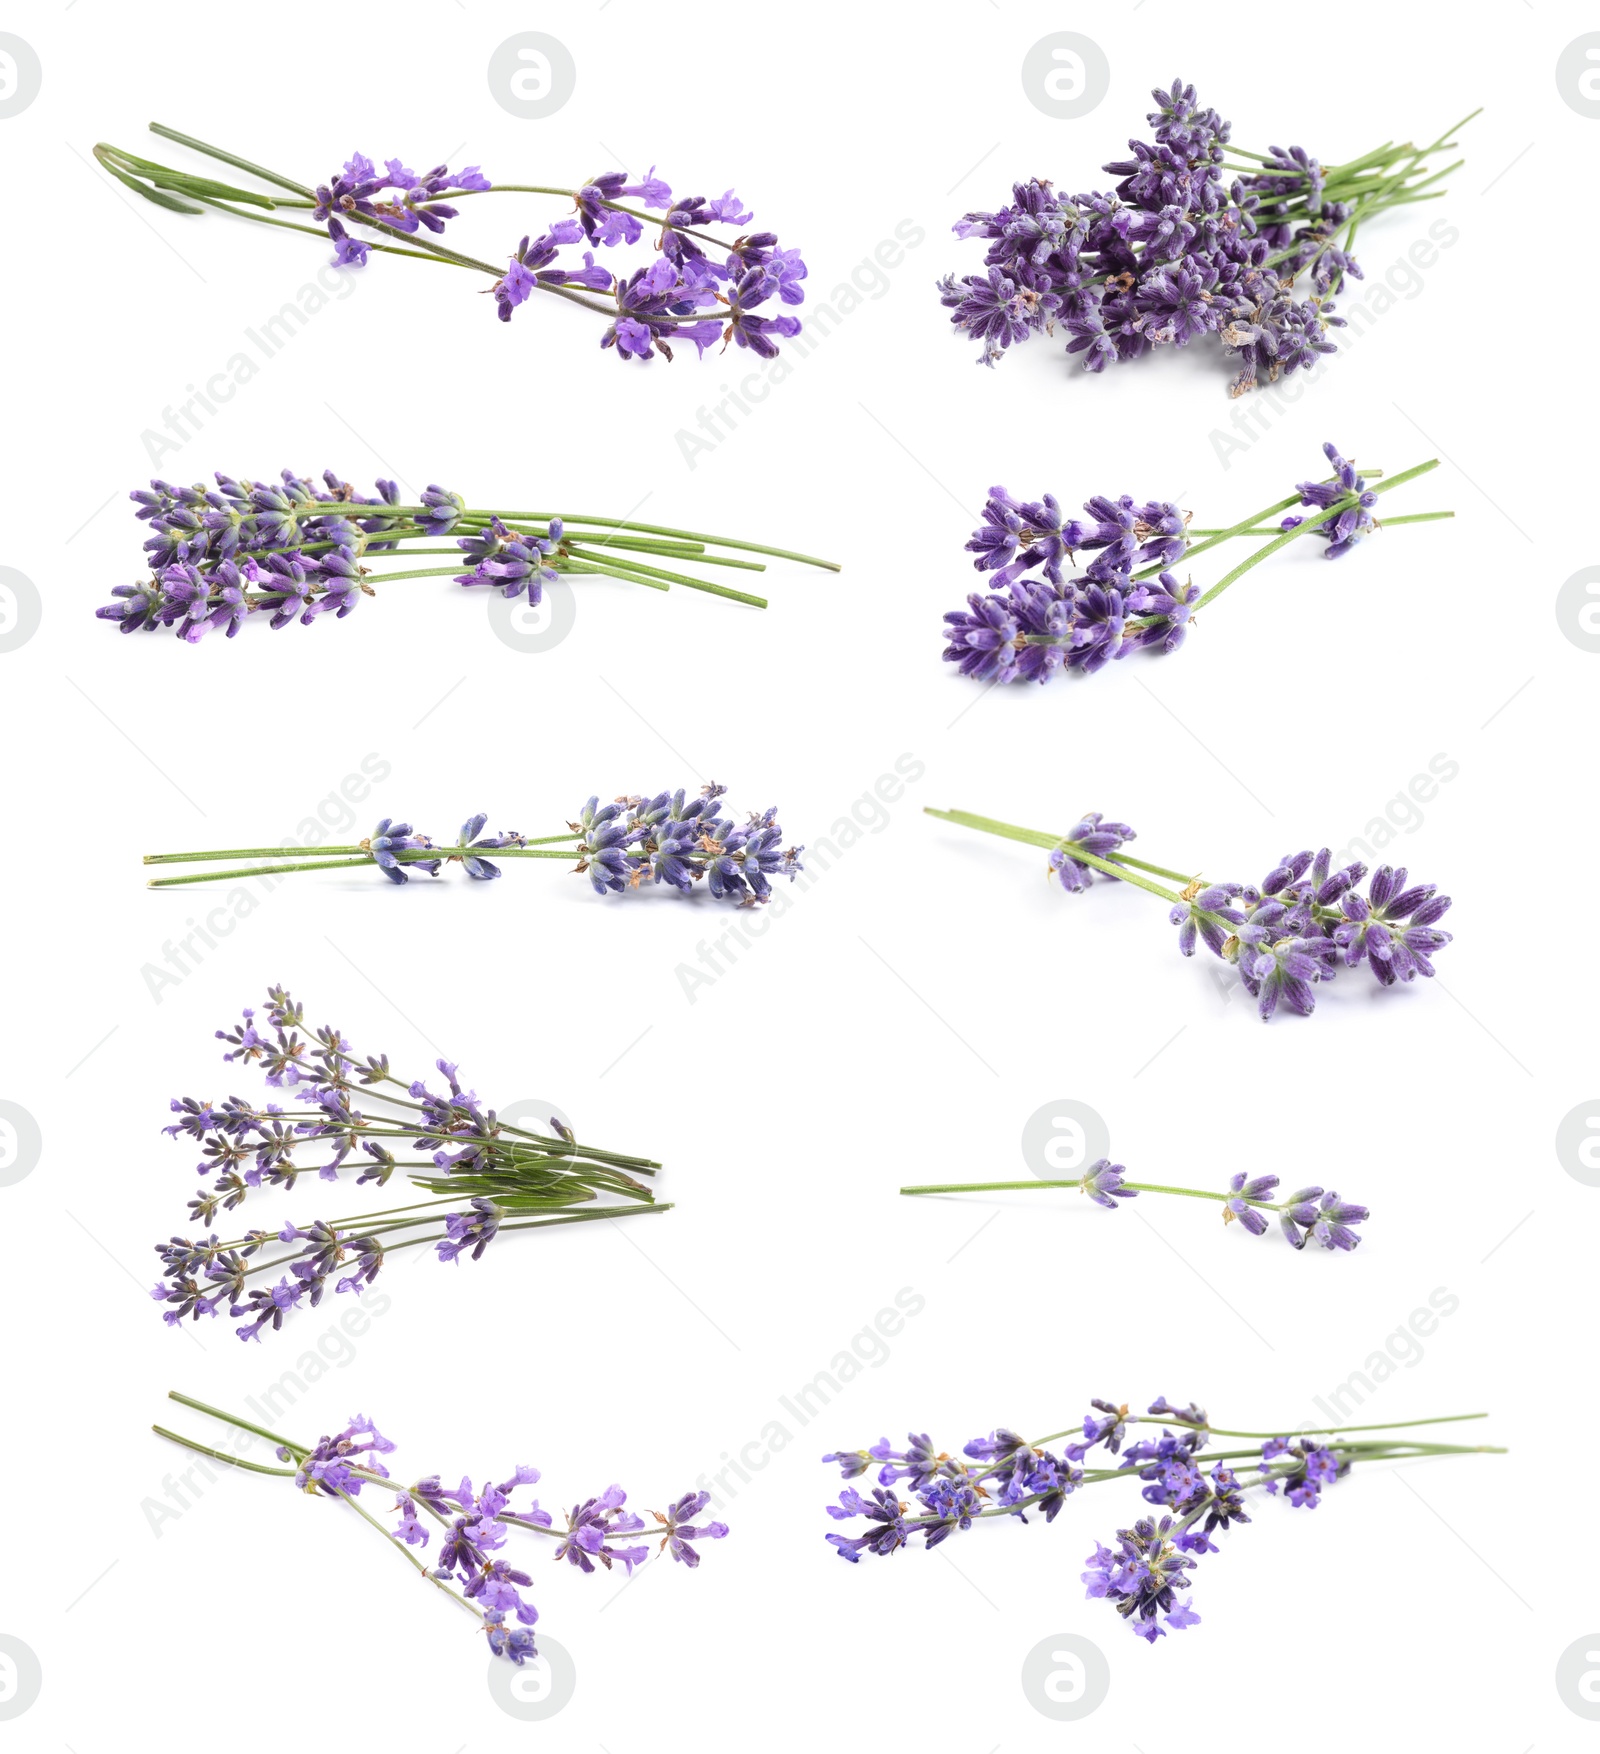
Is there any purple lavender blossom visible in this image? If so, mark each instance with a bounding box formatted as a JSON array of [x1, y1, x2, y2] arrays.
[[570, 786, 803, 905], [937, 80, 1422, 392], [1168, 844, 1452, 1019]]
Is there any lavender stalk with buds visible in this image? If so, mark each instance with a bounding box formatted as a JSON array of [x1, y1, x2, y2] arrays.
[[145, 787, 803, 906], [926, 809, 1453, 1020], [944, 443, 1450, 684], [154, 1393, 726, 1664], [902, 1162, 1368, 1250], [95, 126, 806, 363], [150, 987, 672, 1342], [97, 468, 838, 643], [940, 78, 1476, 392], [823, 1399, 1500, 1642]]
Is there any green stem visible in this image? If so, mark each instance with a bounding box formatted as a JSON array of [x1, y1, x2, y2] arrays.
[[151, 1426, 298, 1476], [1193, 458, 1440, 611], [924, 809, 1185, 905]]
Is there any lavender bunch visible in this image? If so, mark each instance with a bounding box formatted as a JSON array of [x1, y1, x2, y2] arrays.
[[145, 787, 803, 906], [927, 809, 1453, 1020], [940, 79, 1474, 393], [823, 1400, 1498, 1642], [97, 467, 838, 644], [150, 987, 671, 1342], [903, 1162, 1368, 1250], [95, 126, 806, 363], [155, 1393, 725, 1663], [944, 443, 1450, 684]]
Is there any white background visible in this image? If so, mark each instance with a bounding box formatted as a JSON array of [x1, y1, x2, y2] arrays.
[[1, 0, 1593, 1747]]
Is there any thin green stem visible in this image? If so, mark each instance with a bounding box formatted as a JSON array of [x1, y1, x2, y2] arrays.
[[1193, 458, 1440, 611], [151, 1426, 298, 1476]]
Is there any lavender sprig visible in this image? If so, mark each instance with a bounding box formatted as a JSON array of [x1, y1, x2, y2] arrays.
[[95, 126, 806, 364], [926, 809, 1453, 1021], [823, 1399, 1499, 1642], [97, 467, 839, 643], [940, 79, 1476, 392], [902, 1162, 1369, 1251], [943, 444, 1450, 684], [150, 987, 671, 1342], [154, 1393, 725, 1665], [145, 787, 804, 906]]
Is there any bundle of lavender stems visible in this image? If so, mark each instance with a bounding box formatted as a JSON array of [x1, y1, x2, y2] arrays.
[[940, 78, 1474, 391], [943, 443, 1449, 685], [154, 1393, 726, 1664], [823, 1399, 1500, 1643], [927, 809, 1453, 1020], [97, 469, 837, 643], [151, 988, 670, 1342], [95, 125, 807, 361], [145, 787, 802, 905]]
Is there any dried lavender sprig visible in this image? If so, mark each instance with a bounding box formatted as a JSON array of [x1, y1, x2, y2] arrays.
[[97, 469, 840, 642], [151, 986, 673, 1341], [943, 448, 1448, 684], [155, 1392, 726, 1665], [95, 125, 807, 365], [145, 789, 804, 907], [939, 78, 1476, 391], [926, 808, 1453, 1021], [822, 1398, 1500, 1642], [901, 1162, 1368, 1250]]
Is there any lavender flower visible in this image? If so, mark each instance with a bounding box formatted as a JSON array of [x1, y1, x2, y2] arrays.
[[156, 1394, 722, 1666], [97, 468, 837, 645], [928, 807, 1453, 1022], [99, 129, 808, 365], [937, 81, 1470, 391], [941, 443, 1447, 686], [146, 789, 803, 900], [824, 1396, 1499, 1644], [149, 988, 671, 1341], [903, 1156, 1370, 1253]]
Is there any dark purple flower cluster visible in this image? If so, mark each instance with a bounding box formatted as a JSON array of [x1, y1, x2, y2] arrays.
[[938, 80, 1351, 392], [1286, 441, 1378, 556], [359, 814, 527, 884], [453, 517, 562, 603], [944, 491, 1191, 684], [216, 1408, 724, 1664], [1168, 844, 1454, 1019], [150, 987, 663, 1339], [314, 152, 491, 265], [97, 469, 424, 641], [571, 784, 803, 904], [487, 167, 806, 362], [1075, 1161, 1369, 1250]]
